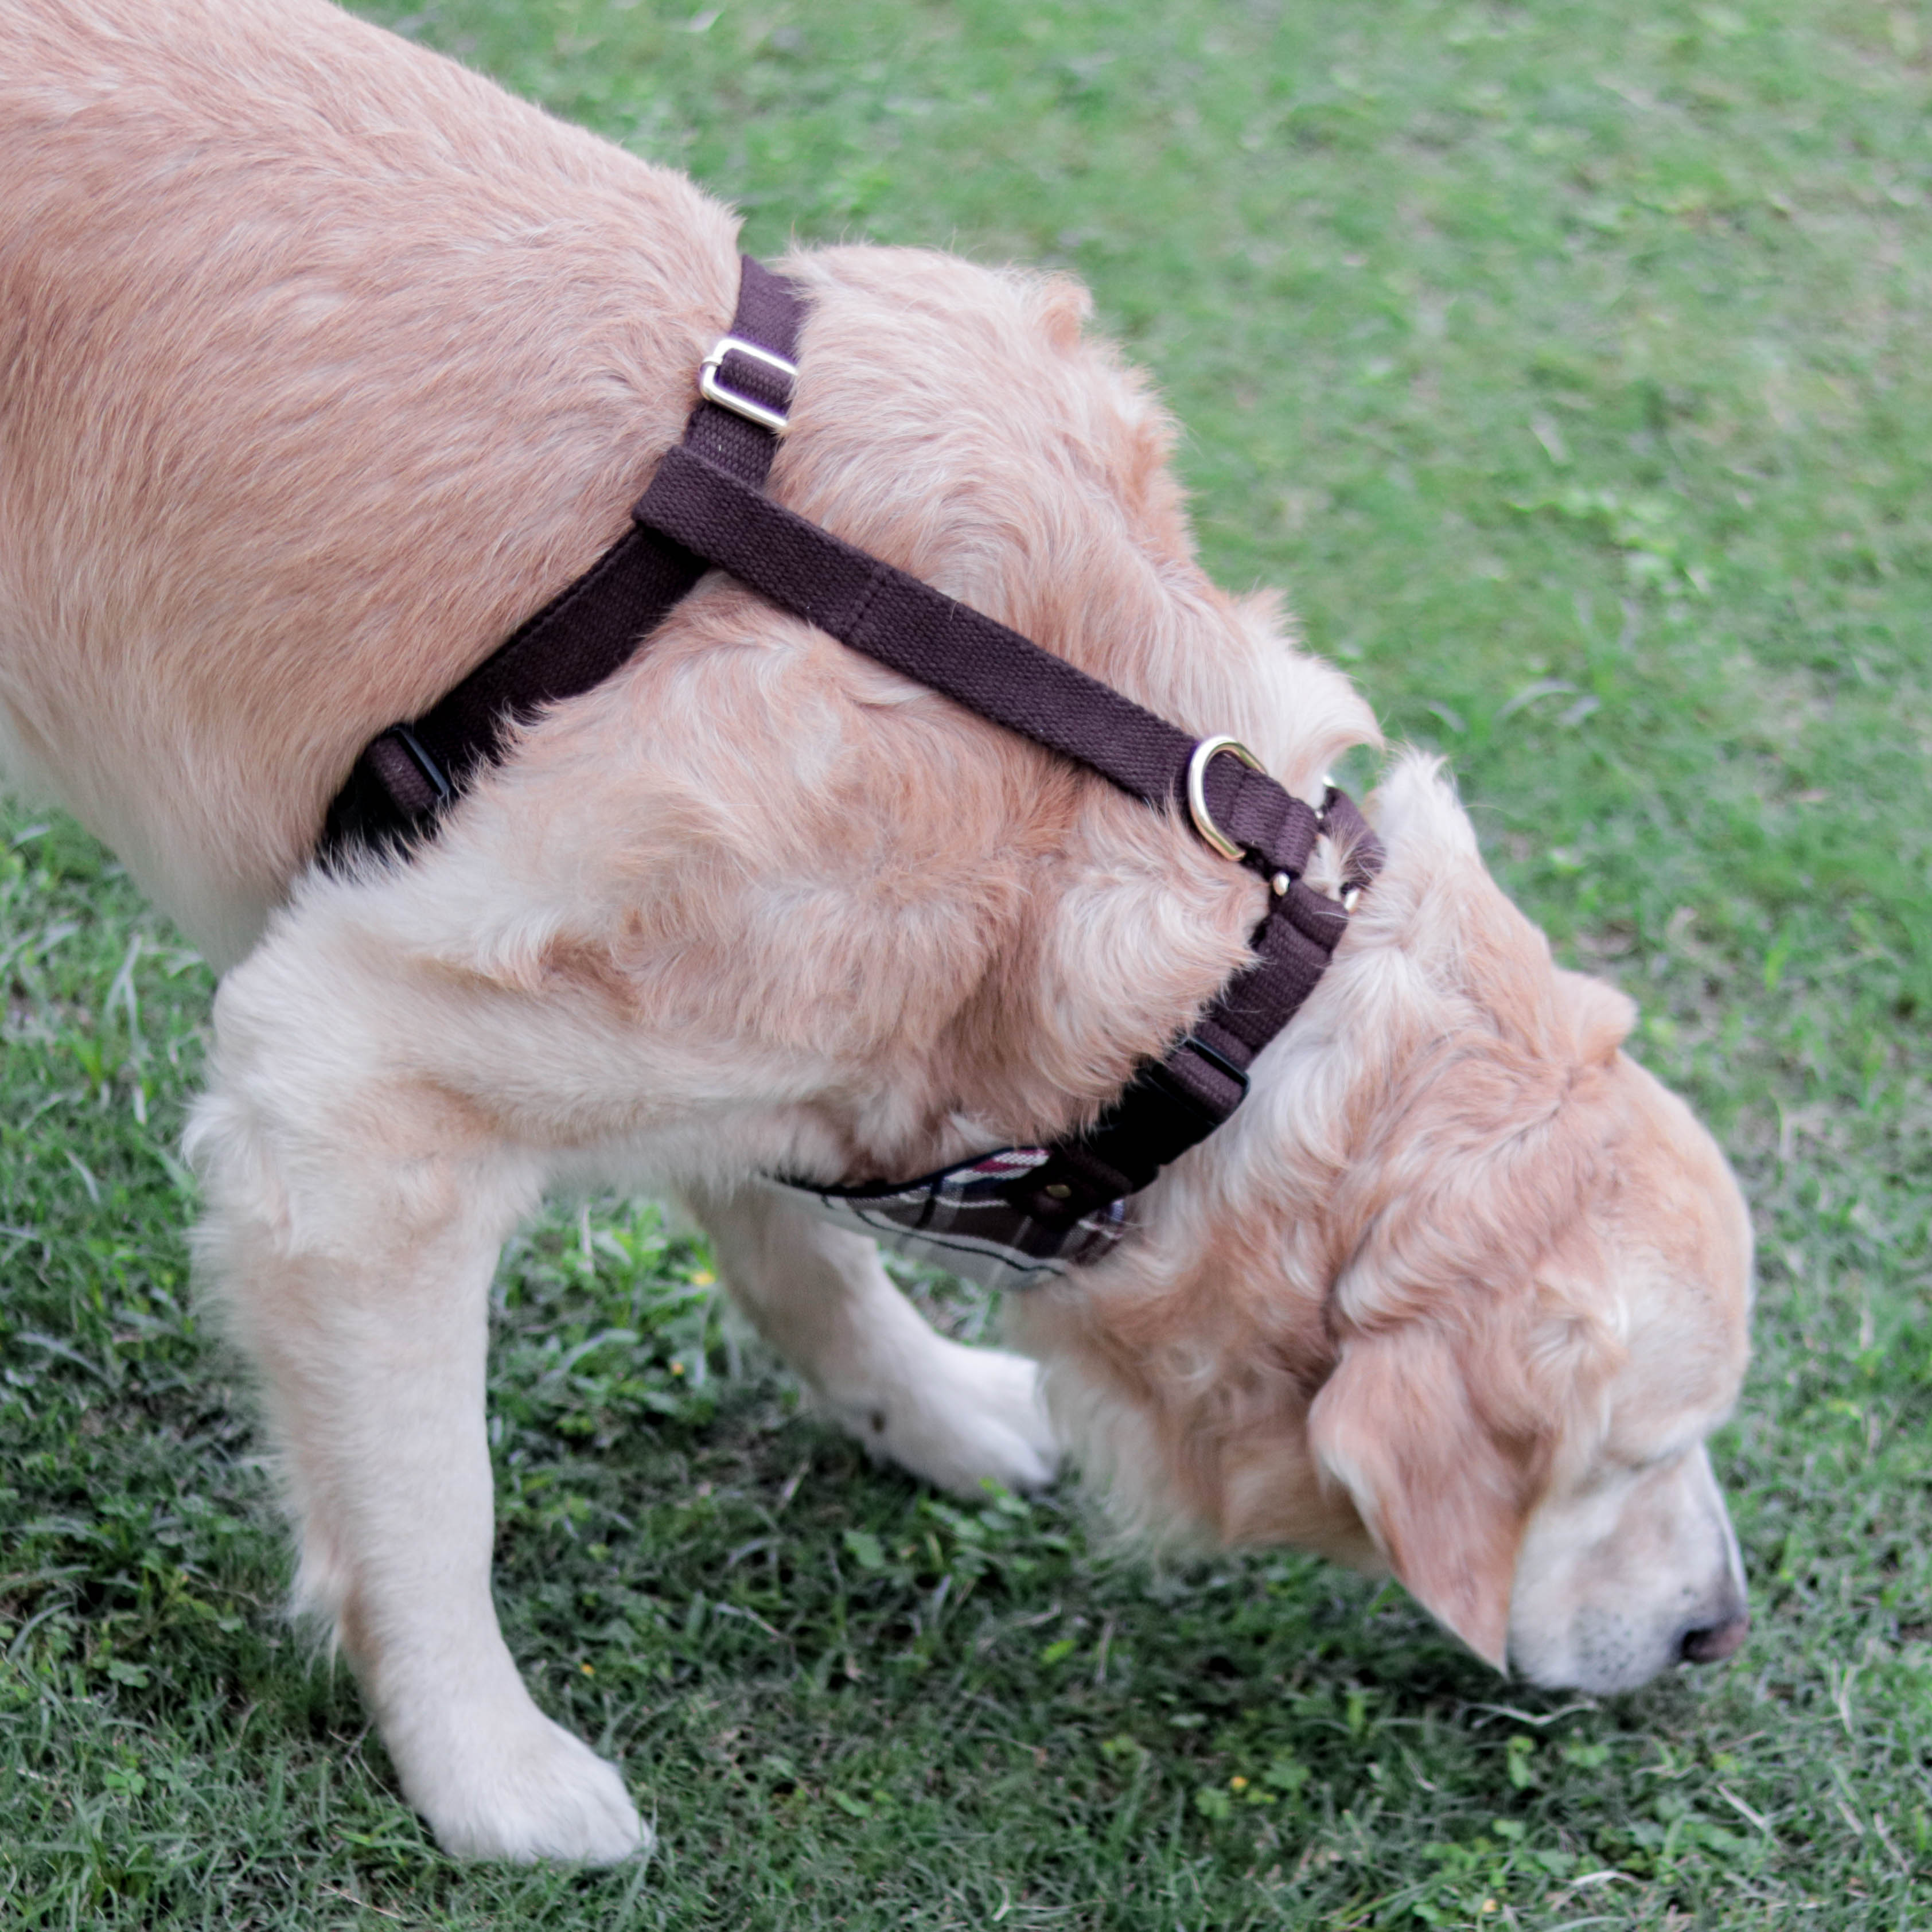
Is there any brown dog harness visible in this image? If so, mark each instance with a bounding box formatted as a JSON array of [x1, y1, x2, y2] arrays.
[[323, 258, 1381, 1280]]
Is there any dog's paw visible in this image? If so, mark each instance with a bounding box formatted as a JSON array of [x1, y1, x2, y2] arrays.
[[854, 1341, 1060, 1497], [399, 1708, 646, 1865]]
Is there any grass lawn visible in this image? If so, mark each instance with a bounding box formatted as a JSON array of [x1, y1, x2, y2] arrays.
[[3, 0, 1930, 1925]]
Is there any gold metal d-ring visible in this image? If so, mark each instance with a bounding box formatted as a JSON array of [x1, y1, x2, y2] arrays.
[[1186, 735, 1264, 860]]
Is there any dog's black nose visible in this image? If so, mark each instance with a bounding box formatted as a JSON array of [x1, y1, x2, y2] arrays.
[[1678, 1611, 1750, 1665]]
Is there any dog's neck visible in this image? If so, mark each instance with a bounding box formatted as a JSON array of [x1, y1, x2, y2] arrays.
[[1004, 762, 1512, 1553]]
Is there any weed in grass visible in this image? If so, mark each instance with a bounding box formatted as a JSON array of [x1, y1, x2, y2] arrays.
[[3, 0, 1930, 1925]]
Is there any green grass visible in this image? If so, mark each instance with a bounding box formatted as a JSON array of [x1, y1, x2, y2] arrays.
[[2, 0, 1929, 1924]]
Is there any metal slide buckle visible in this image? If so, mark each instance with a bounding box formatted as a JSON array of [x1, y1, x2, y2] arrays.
[[1185, 735, 1264, 861], [698, 336, 797, 434]]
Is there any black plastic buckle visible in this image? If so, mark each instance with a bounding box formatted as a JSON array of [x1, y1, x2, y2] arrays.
[[1132, 1037, 1249, 1142]]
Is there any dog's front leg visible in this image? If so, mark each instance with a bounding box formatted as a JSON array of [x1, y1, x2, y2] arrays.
[[188, 978, 644, 1865], [687, 1182, 1058, 1495]]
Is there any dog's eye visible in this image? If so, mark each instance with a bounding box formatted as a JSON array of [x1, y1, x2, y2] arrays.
[[1582, 1445, 1678, 1491]]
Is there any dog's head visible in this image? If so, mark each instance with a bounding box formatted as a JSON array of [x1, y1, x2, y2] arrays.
[[589, 248, 1751, 1690], [1020, 756, 1753, 1693], [755, 258, 1752, 1690]]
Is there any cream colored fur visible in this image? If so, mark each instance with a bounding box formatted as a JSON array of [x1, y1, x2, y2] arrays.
[[2, 0, 1752, 1867]]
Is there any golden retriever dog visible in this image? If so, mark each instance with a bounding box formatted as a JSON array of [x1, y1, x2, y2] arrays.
[[1, 0, 1752, 1865]]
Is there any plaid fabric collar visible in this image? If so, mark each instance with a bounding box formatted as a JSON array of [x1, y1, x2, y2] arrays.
[[776, 1148, 1127, 1294]]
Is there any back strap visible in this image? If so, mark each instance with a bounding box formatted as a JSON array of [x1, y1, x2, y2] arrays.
[[320, 258, 802, 860]]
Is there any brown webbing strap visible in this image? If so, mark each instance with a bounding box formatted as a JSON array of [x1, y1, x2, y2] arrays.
[[321, 255, 1384, 1226], [1016, 793, 1376, 1221], [634, 444, 1333, 886], [320, 258, 801, 860]]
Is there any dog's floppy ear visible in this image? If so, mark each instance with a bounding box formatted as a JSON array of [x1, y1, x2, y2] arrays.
[[1029, 270, 1095, 351], [1556, 968, 1636, 1068], [1307, 1320, 1542, 1669]]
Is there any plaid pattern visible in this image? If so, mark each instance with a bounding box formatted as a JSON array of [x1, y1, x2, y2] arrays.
[[776, 1147, 1127, 1294]]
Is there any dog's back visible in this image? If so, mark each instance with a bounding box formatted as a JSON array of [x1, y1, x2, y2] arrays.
[[0, 0, 737, 959]]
